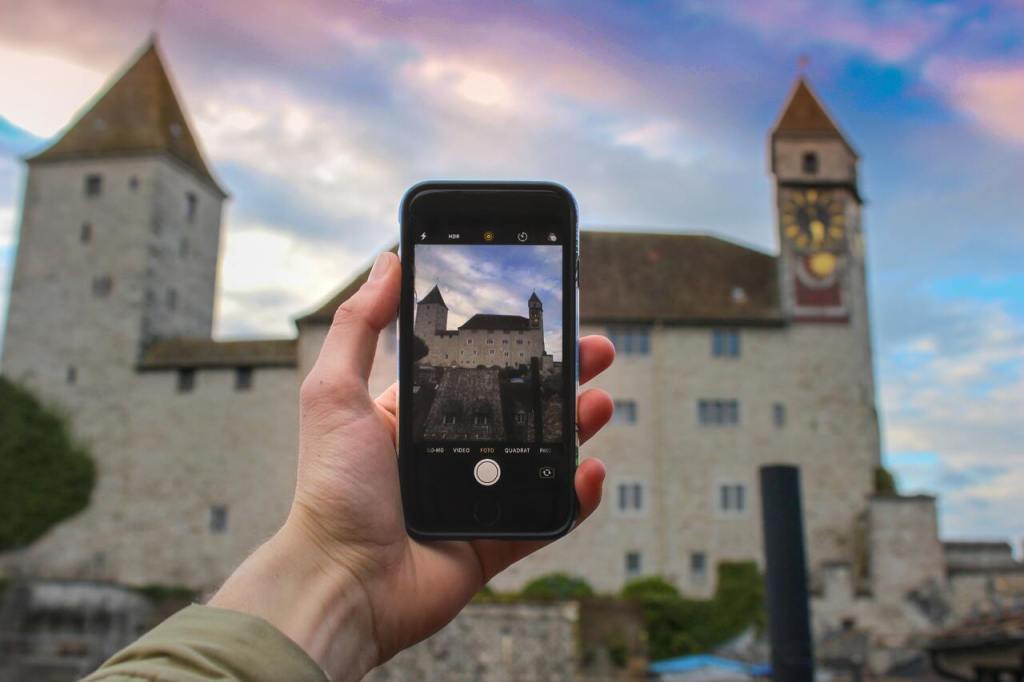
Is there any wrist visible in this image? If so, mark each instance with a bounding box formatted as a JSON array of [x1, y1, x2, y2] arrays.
[[209, 521, 378, 681]]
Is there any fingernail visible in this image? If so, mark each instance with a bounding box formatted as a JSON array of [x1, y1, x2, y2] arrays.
[[368, 253, 390, 281]]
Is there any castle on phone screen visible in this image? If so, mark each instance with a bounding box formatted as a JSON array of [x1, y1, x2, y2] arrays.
[[3, 38, 1021, 664], [412, 286, 561, 442]]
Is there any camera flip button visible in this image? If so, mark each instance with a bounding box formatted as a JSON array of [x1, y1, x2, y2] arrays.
[[473, 458, 501, 486]]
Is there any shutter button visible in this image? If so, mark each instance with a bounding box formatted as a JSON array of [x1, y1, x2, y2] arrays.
[[473, 459, 501, 486]]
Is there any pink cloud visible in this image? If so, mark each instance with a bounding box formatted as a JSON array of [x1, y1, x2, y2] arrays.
[[925, 57, 1024, 145]]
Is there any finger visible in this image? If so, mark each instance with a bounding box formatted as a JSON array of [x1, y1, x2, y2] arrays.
[[579, 335, 615, 385], [309, 252, 400, 388], [376, 382, 398, 416], [578, 388, 613, 444], [471, 457, 606, 581]]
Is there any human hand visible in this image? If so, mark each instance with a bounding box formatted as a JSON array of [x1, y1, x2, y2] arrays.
[[210, 251, 615, 681]]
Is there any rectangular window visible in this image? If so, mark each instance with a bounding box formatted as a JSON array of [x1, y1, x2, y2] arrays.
[[177, 368, 195, 393], [616, 481, 645, 514], [612, 399, 637, 425], [607, 325, 651, 355], [712, 329, 740, 357], [167, 288, 178, 310], [773, 402, 786, 429], [625, 551, 643, 578], [66, 366, 77, 385], [186, 192, 198, 222], [443, 414, 457, 425], [92, 275, 112, 298], [690, 552, 707, 583], [235, 367, 253, 391], [209, 505, 228, 533], [80, 222, 92, 243], [514, 412, 526, 425], [698, 399, 740, 426], [84, 174, 103, 197], [719, 484, 746, 513]]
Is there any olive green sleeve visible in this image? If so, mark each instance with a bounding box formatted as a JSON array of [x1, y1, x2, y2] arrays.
[[81, 604, 329, 682]]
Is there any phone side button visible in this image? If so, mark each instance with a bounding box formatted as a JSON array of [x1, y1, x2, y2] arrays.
[[473, 498, 501, 527]]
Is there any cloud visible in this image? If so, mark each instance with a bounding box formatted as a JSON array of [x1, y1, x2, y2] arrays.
[[924, 57, 1024, 145]]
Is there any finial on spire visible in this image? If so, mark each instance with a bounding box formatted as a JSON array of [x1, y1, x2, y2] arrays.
[[797, 53, 811, 73], [150, 0, 167, 36]]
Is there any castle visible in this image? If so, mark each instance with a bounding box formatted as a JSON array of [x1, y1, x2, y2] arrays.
[[414, 286, 549, 370], [2, 39, 1019, 665]]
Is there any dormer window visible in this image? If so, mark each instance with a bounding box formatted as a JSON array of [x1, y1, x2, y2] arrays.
[[802, 151, 819, 175]]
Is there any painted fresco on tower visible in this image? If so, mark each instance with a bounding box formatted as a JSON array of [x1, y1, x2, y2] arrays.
[[411, 244, 563, 443]]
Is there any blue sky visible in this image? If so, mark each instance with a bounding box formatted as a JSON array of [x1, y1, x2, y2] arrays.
[[0, 0, 1022, 543], [414, 244, 563, 360]]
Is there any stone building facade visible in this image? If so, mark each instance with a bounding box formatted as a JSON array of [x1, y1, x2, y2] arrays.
[[1, 40, 1013, 662]]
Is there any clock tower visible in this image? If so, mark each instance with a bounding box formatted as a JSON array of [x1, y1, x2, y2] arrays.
[[770, 77, 862, 322]]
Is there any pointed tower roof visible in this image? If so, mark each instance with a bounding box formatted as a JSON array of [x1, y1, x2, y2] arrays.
[[29, 38, 225, 195], [772, 77, 857, 157], [419, 285, 447, 307], [528, 291, 542, 304]]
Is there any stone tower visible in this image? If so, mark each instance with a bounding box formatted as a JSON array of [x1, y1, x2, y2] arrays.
[[528, 291, 543, 331], [414, 285, 448, 337], [1, 39, 226, 404]]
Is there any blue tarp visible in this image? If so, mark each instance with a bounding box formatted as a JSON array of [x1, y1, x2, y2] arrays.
[[649, 654, 772, 677]]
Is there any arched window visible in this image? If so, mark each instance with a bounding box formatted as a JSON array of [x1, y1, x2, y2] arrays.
[[802, 151, 819, 174]]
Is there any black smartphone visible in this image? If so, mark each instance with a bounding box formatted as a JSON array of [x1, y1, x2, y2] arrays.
[[398, 181, 579, 540]]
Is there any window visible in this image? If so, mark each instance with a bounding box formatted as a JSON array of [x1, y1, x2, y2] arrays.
[[66, 366, 77, 385], [92, 275, 112, 298], [167, 288, 178, 310], [473, 414, 489, 426], [186, 192, 198, 221], [235, 367, 253, 391], [698, 399, 740, 426], [616, 481, 645, 514], [129, 176, 140, 190], [443, 414, 457, 425], [690, 552, 707, 583], [486, 339, 494, 344], [612, 400, 637, 425], [514, 412, 527, 425], [625, 551, 643, 578], [80, 222, 92, 243], [209, 505, 228, 533], [84, 174, 103, 196], [773, 402, 786, 429], [719, 484, 746, 513], [802, 151, 819, 175], [180, 237, 189, 257], [177, 368, 195, 393], [711, 329, 740, 357], [607, 326, 651, 355]]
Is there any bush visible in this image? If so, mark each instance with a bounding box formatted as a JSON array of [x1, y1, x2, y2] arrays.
[[874, 466, 897, 493], [521, 572, 595, 600], [0, 378, 96, 550], [622, 562, 764, 661]]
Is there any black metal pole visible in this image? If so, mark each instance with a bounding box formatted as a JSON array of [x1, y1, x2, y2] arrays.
[[760, 465, 815, 682]]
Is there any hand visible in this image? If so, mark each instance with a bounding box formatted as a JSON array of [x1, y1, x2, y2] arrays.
[[210, 252, 615, 681]]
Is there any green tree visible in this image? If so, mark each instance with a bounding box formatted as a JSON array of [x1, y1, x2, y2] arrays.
[[0, 377, 95, 550], [874, 466, 898, 493], [521, 572, 595, 600]]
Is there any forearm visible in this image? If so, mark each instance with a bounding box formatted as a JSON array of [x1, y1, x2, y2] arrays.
[[209, 521, 379, 682]]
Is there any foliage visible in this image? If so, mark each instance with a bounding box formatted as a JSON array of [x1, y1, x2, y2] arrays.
[[622, 561, 765, 661], [0, 377, 95, 550], [520, 572, 595, 600], [874, 466, 898, 494]]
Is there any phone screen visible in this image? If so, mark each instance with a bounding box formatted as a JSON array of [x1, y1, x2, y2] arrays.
[[399, 185, 577, 538]]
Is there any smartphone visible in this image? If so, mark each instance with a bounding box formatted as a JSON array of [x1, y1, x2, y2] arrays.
[[398, 181, 579, 540]]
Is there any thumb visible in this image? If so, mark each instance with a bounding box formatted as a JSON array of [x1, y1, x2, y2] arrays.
[[306, 251, 400, 392]]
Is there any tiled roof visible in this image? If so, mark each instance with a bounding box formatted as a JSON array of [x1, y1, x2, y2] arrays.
[[419, 285, 447, 306], [297, 232, 782, 326], [138, 338, 297, 369], [772, 77, 857, 157], [460, 314, 531, 331], [29, 39, 225, 195]]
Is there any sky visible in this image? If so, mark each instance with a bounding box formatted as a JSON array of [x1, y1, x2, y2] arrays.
[[414, 244, 563, 360], [0, 0, 1022, 544]]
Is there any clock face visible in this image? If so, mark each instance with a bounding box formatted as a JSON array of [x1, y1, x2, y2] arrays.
[[781, 189, 846, 252]]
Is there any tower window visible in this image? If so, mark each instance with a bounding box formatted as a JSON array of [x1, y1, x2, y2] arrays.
[[773, 402, 787, 429], [92, 275, 113, 298], [209, 505, 228, 533], [80, 222, 92, 243], [802, 151, 819, 175], [66, 366, 77, 385], [625, 551, 643, 578], [177, 368, 195, 393], [186, 192, 198, 222], [167, 288, 178, 310], [235, 367, 253, 391], [84, 174, 103, 197], [612, 400, 637, 425], [712, 329, 740, 357], [719, 484, 746, 513]]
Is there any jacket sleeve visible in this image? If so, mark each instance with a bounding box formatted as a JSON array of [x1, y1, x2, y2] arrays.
[[81, 604, 329, 682]]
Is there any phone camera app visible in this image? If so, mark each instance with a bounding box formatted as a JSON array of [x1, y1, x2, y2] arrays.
[[539, 466, 555, 479]]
